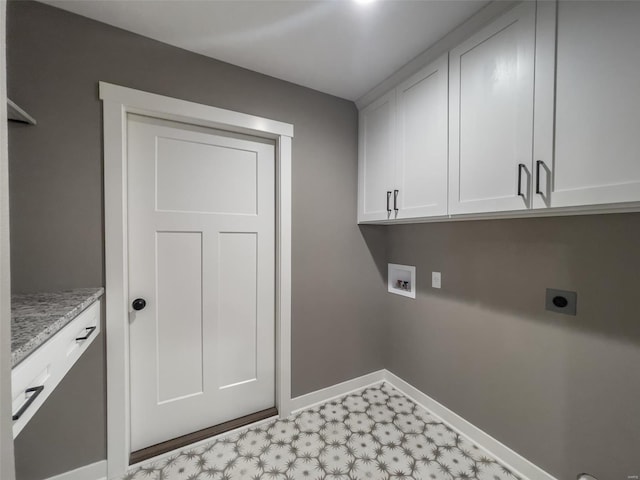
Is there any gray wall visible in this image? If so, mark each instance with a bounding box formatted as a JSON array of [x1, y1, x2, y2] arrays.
[[7, 1, 387, 478], [386, 214, 640, 479]]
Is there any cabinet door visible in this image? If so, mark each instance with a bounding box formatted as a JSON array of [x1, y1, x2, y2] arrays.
[[395, 55, 448, 219], [449, 2, 536, 215], [358, 90, 396, 222], [548, 1, 640, 208]]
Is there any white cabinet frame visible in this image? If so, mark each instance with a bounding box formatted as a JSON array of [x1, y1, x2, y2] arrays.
[[100, 82, 293, 479]]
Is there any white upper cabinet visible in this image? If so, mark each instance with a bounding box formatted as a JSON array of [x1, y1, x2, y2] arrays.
[[357, 0, 640, 224], [395, 55, 448, 220], [545, 1, 640, 208], [358, 90, 396, 222], [449, 2, 538, 215], [358, 56, 448, 223]]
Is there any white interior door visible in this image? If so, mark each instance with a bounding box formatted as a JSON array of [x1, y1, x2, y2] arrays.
[[448, 1, 535, 215], [127, 114, 275, 452]]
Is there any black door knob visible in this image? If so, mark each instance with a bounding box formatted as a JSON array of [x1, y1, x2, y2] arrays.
[[132, 298, 147, 311]]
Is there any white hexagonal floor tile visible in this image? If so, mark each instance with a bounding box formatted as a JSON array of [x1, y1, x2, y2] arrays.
[[159, 454, 201, 479], [343, 393, 370, 413], [377, 445, 413, 477], [322, 419, 351, 445], [268, 418, 299, 444], [371, 422, 404, 447], [320, 402, 349, 422], [296, 410, 325, 433], [394, 412, 425, 434], [203, 439, 239, 470], [411, 460, 456, 480], [236, 429, 271, 457], [351, 458, 389, 480], [293, 431, 326, 458], [346, 411, 376, 434]]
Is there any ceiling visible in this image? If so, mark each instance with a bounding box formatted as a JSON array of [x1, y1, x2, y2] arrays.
[[41, 0, 489, 101]]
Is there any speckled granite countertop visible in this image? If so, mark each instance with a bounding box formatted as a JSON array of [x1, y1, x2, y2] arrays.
[[11, 287, 104, 367]]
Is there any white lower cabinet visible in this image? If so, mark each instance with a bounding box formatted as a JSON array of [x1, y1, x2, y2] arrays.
[[540, 0, 640, 209], [358, 55, 448, 223], [11, 300, 101, 437]]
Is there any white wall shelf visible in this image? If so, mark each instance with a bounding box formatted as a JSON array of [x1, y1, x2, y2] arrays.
[[7, 99, 36, 125], [388, 263, 416, 299]]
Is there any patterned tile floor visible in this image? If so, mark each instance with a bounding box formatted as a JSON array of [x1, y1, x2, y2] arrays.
[[123, 383, 521, 480]]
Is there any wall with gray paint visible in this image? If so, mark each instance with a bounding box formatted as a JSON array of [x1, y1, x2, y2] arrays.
[[386, 214, 640, 479], [7, 1, 387, 478]]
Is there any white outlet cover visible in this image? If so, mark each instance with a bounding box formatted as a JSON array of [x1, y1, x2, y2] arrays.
[[432, 272, 441, 289]]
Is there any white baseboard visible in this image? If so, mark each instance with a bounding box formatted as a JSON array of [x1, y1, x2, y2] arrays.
[[46, 460, 106, 480], [383, 370, 557, 480], [289, 370, 386, 413]]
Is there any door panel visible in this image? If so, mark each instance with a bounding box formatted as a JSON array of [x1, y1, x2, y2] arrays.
[[128, 114, 275, 452], [217, 232, 258, 388], [396, 55, 448, 219], [156, 231, 203, 403], [449, 2, 535, 214], [551, 1, 640, 207], [358, 90, 396, 222], [156, 137, 257, 215]]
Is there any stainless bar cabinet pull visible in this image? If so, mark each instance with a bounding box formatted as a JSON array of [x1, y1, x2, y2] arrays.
[[393, 190, 399, 213], [386, 191, 392, 214], [12, 385, 45, 421]]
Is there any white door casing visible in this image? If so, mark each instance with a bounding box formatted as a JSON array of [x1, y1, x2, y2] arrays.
[[395, 54, 449, 219], [127, 115, 275, 451], [449, 1, 536, 215], [101, 83, 293, 479]]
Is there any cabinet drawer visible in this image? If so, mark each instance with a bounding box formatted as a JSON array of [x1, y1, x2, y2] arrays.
[[11, 299, 101, 437]]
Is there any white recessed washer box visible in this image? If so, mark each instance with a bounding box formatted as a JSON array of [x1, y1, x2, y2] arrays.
[[388, 263, 416, 299]]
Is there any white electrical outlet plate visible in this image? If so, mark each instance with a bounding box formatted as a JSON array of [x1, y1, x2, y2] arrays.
[[432, 272, 441, 289]]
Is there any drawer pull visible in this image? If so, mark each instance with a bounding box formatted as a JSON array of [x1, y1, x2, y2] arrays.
[[12, 385, 44, 421], [75, 326, 97, 342]]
